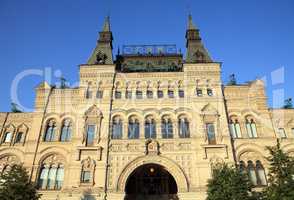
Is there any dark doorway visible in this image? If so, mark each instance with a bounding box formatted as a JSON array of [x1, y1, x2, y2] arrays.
[[125, 164, 178, 200]]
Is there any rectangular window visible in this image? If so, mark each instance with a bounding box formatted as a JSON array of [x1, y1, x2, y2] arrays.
[[147, 90, 153, 98], [136, 90, 143, 99], [115, 91, 122, 99], [96, 90, 103, 99], [168, 90, 174, 98], [196, 89, 203, 97], [86, 125, 95, 146], [86, 90, 92, 99], [81, 171, 91, 183], [206, 123, 216, 144], [157, 90, 164, 98], [15, 132, 23, 143], [278, 128, 287, 138], [207, 89, 213, 96], [229, 124, 236, 138], [178, 90, 184, 98], [292, 128, 294, 137], [125, 90, 132, 99]]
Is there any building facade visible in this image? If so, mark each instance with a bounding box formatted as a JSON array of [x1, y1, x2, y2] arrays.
[[0, 16, 293, 200]]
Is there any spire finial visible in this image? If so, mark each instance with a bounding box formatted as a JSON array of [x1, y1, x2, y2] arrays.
[[188, 14, 197, 30], [102, 15, 110, 32]]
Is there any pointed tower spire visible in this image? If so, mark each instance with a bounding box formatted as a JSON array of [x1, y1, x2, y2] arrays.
[[87, 16, 113, 65], [185, 14, 212, 63], [103, 16, 110, 32], [188, 14, 197, 30]]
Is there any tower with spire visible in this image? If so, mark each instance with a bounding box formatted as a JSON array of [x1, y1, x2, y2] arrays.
[[87, 16, 114, 65], [185, 14, 212, 63]]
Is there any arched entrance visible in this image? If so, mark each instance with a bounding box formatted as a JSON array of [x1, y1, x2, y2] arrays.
[[124, 164, 178, 200]]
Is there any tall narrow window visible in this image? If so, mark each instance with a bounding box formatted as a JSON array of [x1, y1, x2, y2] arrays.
[[115, 90, 122, 99], [206, 123, 216, 144], [246, 118, 258, 138], [292, 128, 294, 137], [278, 128, 287, 138], [128, 117, 140, 139], [178, 117, 190, 138], [178, 89, 184, 98], [38, 166, 49, 189], [146, 90, 153, 98], [125, 90, 132, 99], [60, 119, 72, 142], [96, 90, 103, 99], [162, 117, 173, 139], [256, 161, 267, 186], [168, 90, 174, 98], [44, 120, 56, 142], [81, 170, 91, 183], [112, 117, 123, 139], [14, 132, 23, 144], [3, 132, 12, 143], [207, 89, 213, 96], [47, 166, 57, 190], [229, 119, 242, 138], [157, 90, 164, 98], [247, 161, 257, 186], [239, 161, 246, 173], [145, 117, 156, 139], [196, 88, 203, 97], [55, 166, 64, 190], [86, 125, 95, 146], [136, 90, 143, 99], [86, 89, 92, 99]]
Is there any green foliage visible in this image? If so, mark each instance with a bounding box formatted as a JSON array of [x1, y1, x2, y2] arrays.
[[0, 164, 41, 200], [206, 163, 258, 200], [262, 140, 294, 200]]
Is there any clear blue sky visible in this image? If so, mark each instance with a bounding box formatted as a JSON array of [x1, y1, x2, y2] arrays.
[[0, 0, 293, 112]]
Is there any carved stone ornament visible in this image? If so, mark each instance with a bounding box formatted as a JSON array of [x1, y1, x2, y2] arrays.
[[145, 139, 160, 155]]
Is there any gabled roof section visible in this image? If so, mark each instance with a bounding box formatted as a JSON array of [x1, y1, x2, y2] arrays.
[[87, 16, 113, 65]]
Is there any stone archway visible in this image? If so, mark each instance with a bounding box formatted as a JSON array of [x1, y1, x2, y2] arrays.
[[125, 163, 178, 200], [116, 155, 189, 195]]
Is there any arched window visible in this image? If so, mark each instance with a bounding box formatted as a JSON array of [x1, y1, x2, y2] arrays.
[[246, 117, 258, 138], [178, 116, 190, 138], [112, 116, 123, 139], [162, 116, 173, 139], [145, 116, 156, 139], [256, 160, 267, 186], [3, 132, 12, 143], [229, 118, 242, 138], [128, 116, 140, 139], [60, 119, 72, 142], [44, 119, 56, 142], [80, 157, 95, 184], [38, 155, 64, 190], [0, 155, 20, 175], [14, 132, 23, 144], [247, 161, 257, 186]]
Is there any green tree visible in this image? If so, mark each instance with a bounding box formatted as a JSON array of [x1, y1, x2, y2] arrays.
[[0, 164, 41, 200], [262, 140, 294, 200], [207, 163, 258, 200]]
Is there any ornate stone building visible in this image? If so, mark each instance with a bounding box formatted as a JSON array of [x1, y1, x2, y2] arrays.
[[0, 16, 293, 200]]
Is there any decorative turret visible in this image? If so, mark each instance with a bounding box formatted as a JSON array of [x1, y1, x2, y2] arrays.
[[87, 16, 113, 65], [185, 14, 212, 63]]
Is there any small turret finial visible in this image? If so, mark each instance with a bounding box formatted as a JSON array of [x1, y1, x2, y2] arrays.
[[188, 14, 197, 30], [102, 16, 111, 32]]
